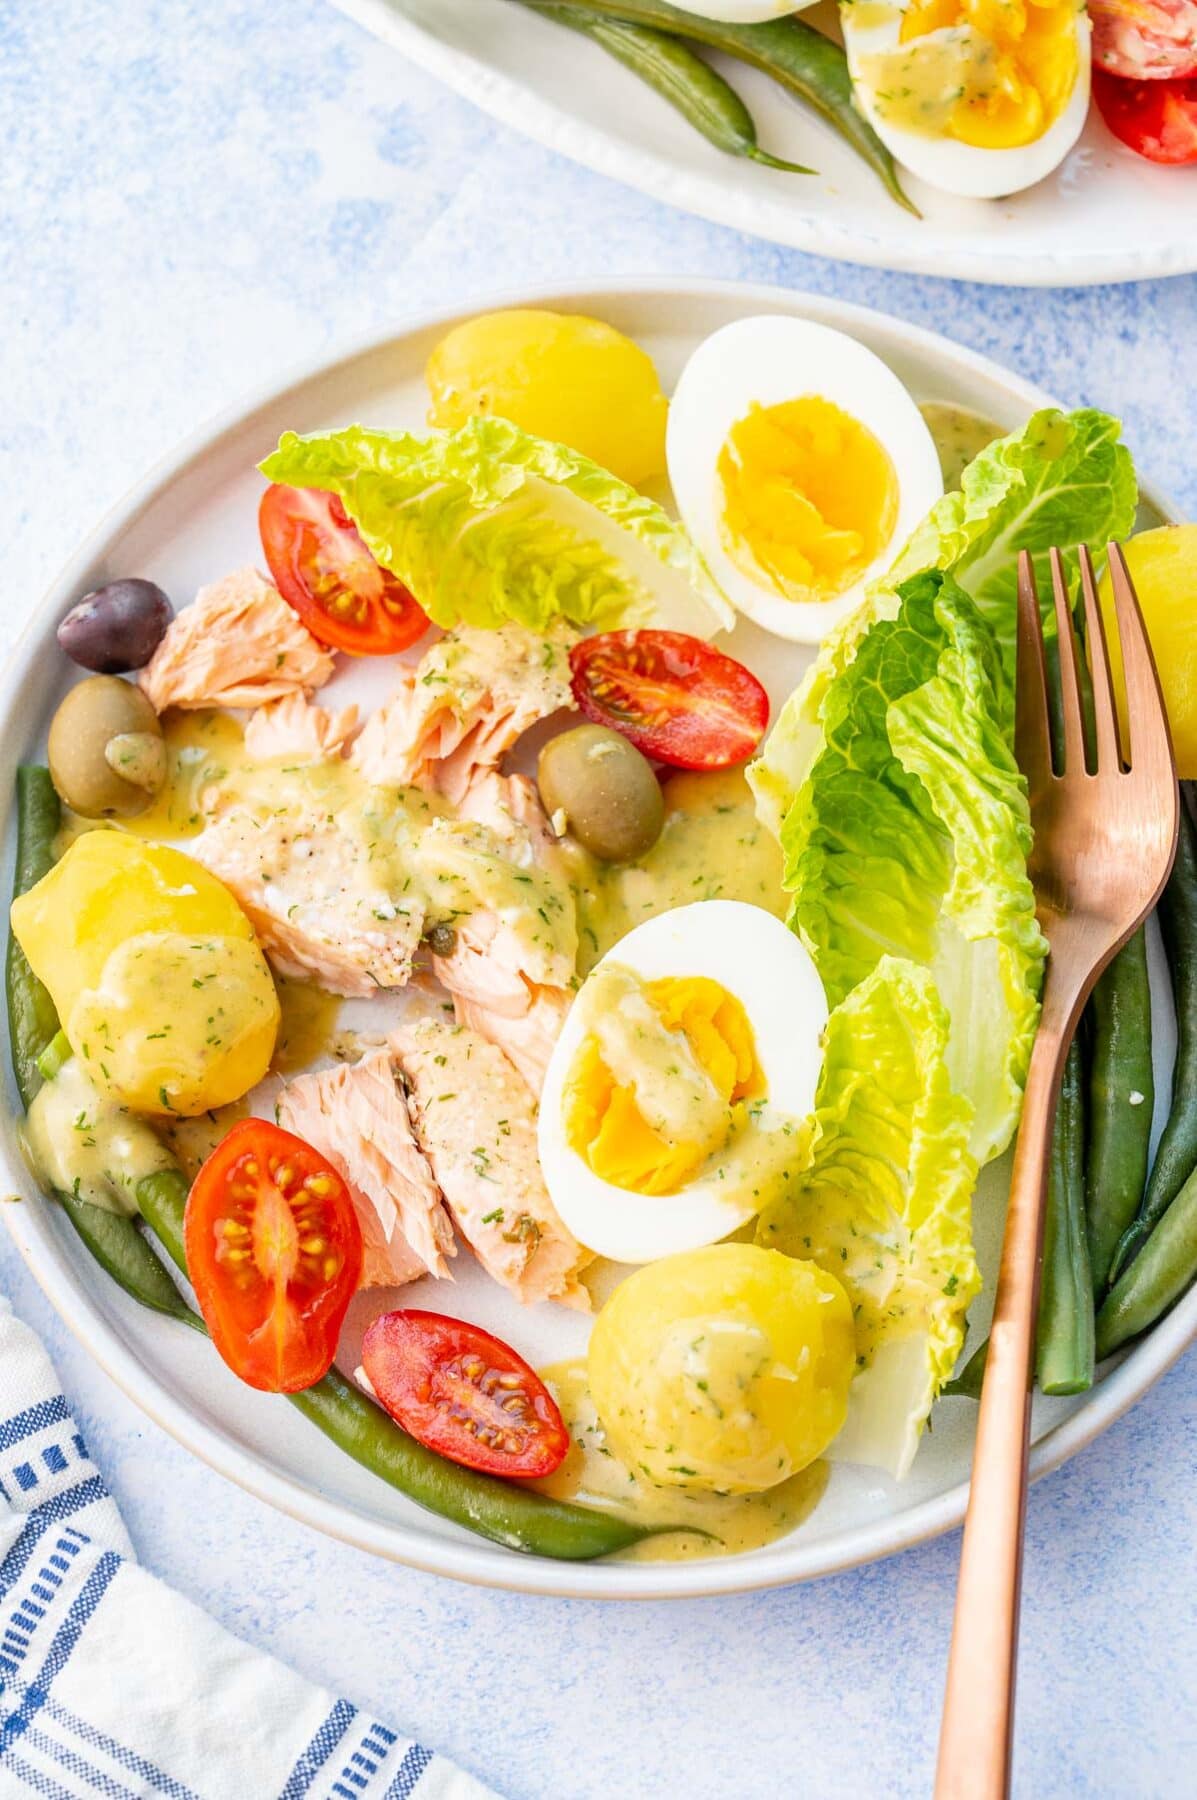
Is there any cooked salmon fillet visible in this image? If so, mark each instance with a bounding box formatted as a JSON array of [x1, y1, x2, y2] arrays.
[[391, 1016, 590, 1310], [192, 801, 425, 996], [351, 622, 576, 804], [277, 1049, 454, 1287], [431, 773, 577, 1094], [139, 567, 335, 712], [243, 693, 360, 761]]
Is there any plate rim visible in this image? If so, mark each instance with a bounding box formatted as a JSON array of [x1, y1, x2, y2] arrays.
[[1, 273, 1193, 1602], [331, 0, 1197, 289]]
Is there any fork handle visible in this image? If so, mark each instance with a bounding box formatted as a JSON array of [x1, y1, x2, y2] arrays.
[[934, 1005, 1078, 1800]]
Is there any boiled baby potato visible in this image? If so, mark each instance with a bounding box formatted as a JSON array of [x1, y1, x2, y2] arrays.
[[426, 309, 668, 487], [1099, 524, 1197, 779], [11, 833, 278, 1115], [588, 1242, 854, 1494]]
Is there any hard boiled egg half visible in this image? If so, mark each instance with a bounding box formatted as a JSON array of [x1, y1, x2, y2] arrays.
[[671, 3, 812, 18], [841, 0, 1091, 199], [538, 900, 827, 1264], [667, 317, 942, 645]]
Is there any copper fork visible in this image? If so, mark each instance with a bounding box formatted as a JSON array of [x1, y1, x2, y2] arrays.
[[934, 544, 1178, 1799]]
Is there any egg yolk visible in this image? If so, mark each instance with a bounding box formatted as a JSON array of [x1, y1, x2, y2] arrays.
[[872, 0, 1079, 149], [564, 973, 763, 1196], [716, 396, 899, 606]]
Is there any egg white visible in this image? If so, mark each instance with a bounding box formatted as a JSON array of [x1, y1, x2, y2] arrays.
[[666, 316, 943, 646], [678, 1, 813, 19], [841, 4, 1092, 200], [538, 900, 827, 1265]]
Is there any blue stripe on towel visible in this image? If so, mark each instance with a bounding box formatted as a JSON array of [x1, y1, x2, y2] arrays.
[[384, 1744, 434, 1798], [0, 1551, 121, 1759], [279, 1698, 358, 1799], [0, 1483, 105, 1595], [23, 1721, 141, 1799], [0, 1397, 69, 1453]]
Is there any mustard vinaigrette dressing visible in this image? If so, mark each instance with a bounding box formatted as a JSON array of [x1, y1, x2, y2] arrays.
[[563, 768, 787, 974], [533, 1361, 828, 1562]]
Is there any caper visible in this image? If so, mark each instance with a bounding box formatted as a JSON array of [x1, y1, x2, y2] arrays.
[[538, 724, 664, 863], [426, 921, 458, 958], [47, 676, 166, 818]]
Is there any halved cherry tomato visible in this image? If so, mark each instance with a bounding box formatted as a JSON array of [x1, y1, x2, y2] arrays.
[[184, 1119, 362, 1393], [259, 482, 428, 655], [360, 1310, 569, 1478], [570, 629, 769, 770], [1092, 69, 1197, 164]]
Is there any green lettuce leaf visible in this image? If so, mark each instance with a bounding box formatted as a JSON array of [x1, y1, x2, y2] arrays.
[[260, 418, 733, 637], [779, 568, 1045, 1164], [758, 957, 979, 1479]]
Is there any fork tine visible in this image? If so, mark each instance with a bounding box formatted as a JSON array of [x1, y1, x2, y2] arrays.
[[1106, 542, 1176, 791], [1048, 548, 1086, 776], [1015, 551, 1052, 789], [1077, 545, 1122, 771]]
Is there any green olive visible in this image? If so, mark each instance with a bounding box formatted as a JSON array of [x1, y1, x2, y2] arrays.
[[48, 676, 166, 818], [538, 724, 664, 864]]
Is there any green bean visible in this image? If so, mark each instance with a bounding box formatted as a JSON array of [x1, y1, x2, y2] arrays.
[[7, 768, 200, 1329], [135, 1171, 682, 1559], [945, 1038, 1093, 1399], [1085, 926, 1154, 1294], [7, 766, 63, 1107], [1111, 793, 1197, 1283], [519, 0, 916, 214], [1096, 1161, 1197, 1357], [1037, 1035, 1094, 1394], [36, 1028, 73, 1084], [524, 4, 812, 172]]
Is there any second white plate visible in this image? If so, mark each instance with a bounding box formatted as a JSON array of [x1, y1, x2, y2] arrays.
[[336, 0, 1197, 287]]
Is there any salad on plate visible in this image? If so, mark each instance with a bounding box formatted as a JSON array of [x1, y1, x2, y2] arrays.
[[9, 304, 1197, 1564]]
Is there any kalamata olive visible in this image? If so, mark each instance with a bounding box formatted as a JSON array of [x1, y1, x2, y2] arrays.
[[57, 579, 173, 673], [538, 724, 664, 864], [48, 676, 166, 818], [426, 922, 458, 958]]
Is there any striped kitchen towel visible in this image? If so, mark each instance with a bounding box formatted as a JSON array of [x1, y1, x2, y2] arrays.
[[0, 1297, 495, 1800]]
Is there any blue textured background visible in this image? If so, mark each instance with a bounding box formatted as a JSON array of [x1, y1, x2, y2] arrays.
[[2, 3, 1196, 1795]]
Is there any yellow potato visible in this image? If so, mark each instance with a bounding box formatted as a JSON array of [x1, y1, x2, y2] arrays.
[[11, 833, 278, 1115], [426, 309, 668, 488], [588, 1242, 854, 1494], [1098, 524, 1197, 780]]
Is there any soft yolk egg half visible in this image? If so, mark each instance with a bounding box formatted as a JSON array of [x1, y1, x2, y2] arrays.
[[538, 900, 828, 1265], [841, 0, 1091, 199], [667, 318, 943, 645]]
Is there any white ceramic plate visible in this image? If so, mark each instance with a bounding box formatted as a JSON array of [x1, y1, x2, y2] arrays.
[[333, 0, 1197, 288], [2, 278, 1193, 1601]]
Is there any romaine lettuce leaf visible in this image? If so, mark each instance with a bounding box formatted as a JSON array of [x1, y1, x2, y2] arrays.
[[758, 957, 979, 1479], [260, 418, 734, 638], [779, 569, 1045, 1164]]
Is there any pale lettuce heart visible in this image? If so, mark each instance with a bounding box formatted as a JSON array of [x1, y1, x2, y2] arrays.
[[260, 417, 734, 638], [758, 957, 979, 1480]]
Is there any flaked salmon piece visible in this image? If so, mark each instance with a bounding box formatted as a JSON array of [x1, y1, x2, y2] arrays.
[[277, 1049, 453, 1287], [192, 804, 425, 996], [139, 567, 335, 712], [391, 1016, 590, 1310], [243, 693, 360, 762], [450, 987, 572, 1099], [351, 622, 577, 804], [432, 773, 576, 1094]]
